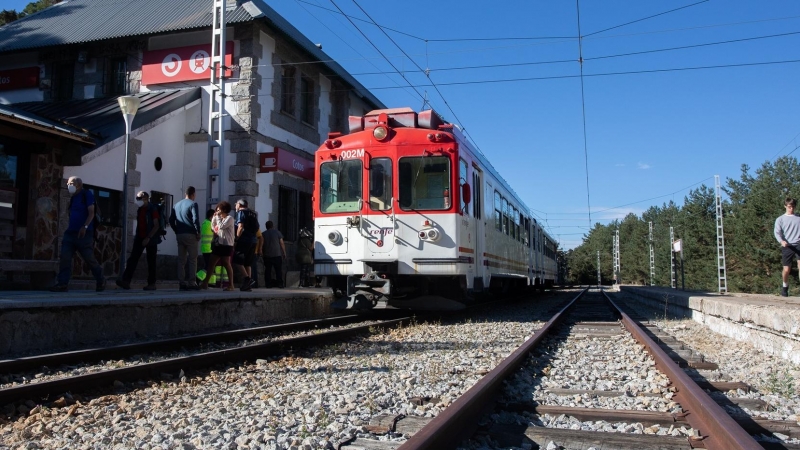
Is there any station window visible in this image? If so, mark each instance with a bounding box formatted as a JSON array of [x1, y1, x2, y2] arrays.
[[280, 65, 296, 116], [279, 186, 299, 242], [300, 75, 315, 124], [106, 57, 128, 95], [52, 62, 74, 101], [83, 184, 122, 227]]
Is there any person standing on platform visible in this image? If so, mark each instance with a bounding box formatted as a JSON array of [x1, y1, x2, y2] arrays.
[[49, 176, 105, 292], [262, 220, 286, 288], [200, 201, 235, 291], [117, 191, 162, 290], [233, 199, 259, 291], [296, 228, 314, 287], [250, 228, 263, 288], [169, 186, 202, 291], [198, 208, 216, 285], [774, 196, 800, 297]]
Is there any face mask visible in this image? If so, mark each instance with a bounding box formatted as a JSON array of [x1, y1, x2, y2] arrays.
[[68, 185, 76, 194], [135, 200, 144, 208]]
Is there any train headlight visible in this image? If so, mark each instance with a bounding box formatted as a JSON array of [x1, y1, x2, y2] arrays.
[[327, 230, 343, 245], [419, 231, 427, 239], [373, 126, 389, 141], [427, 229, 440, 241]]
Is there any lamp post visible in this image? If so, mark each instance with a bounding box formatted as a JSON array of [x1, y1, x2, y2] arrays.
[[117, 95, 140, 277]]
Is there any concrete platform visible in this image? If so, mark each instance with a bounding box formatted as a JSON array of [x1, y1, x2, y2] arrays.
[[618, 286, 800, 364], [0, 285, 334, 356]]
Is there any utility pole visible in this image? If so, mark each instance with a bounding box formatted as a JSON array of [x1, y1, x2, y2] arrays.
[[715, 175, 728, 294], [614, 228, 620, 285], [670, 226, 676, 289], [649, 221, 655, 286], [597, 250, 601, 287], [208, 0, 228, 207]]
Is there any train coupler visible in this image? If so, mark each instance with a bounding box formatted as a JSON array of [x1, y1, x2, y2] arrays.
[[341, 272, 392, 309]]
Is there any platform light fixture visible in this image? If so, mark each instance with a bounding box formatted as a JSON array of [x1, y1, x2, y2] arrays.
[[117, 95, 140, 277]]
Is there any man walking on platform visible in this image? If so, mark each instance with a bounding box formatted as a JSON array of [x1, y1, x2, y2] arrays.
[[774, 197, 800, 297], [170, 186, 201, 290], [117, 191, 162, 290], [49, 176, 105, 292]]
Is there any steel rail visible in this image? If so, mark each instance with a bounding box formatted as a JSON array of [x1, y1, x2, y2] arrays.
[[603, 290, 762, 450], [0, 317, 411, 405], [396, 289, 587, 450], [0, 315, 362, 374]]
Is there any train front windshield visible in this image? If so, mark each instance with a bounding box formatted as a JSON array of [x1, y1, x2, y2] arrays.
[[320, 159, 363, 213], [399, 156, 451, 211]]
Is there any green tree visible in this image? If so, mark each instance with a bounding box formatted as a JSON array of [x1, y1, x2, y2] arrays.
[[0, 9, 19, 25], [725, 157, 800, 294], [21, 0, 58, 17]]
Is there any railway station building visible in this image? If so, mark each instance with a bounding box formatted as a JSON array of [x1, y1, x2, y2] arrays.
[[0, 0, 384, 284]]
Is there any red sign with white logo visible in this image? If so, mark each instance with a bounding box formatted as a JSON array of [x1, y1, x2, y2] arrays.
[[142, 42, 234, 85], [0, 67, 39, 91], [259, 148, 314, 181]]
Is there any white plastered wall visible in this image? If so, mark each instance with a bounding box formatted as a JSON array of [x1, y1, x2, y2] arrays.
[[64, 105, 199, 256]]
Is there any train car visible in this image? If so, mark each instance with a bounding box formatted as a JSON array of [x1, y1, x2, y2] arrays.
[[313, 108, 557, 309]]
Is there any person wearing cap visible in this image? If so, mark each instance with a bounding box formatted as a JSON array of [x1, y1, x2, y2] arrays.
[[49, 176, 106, 292], [117, 191, 162, 290], [169, 186, 201, 291]]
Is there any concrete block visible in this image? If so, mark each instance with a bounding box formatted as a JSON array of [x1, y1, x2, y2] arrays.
[[229, 165, 256, 181]]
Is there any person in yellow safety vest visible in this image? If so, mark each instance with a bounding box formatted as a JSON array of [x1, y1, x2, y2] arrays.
[[198, 209, 217, 285], [215, 263, 228, 288]]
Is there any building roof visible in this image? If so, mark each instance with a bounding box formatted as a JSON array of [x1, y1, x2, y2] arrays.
[[0, 103, 94, 145], [12, 88, 201, 156], [0, 0, 385, 109]]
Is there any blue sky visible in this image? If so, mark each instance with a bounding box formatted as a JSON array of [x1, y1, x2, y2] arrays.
[[7, 0, 800, 249]]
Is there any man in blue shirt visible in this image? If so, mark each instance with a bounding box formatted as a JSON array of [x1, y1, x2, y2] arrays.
[[169, 186, 201, 291], [50, 176, 105, 292]]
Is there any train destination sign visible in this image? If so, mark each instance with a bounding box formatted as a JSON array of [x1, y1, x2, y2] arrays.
[[258, 147, 314, 180], [142, 42, 234, 84], [0, 67, 39, 91]]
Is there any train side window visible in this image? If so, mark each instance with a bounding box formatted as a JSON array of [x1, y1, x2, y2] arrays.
[[509, 206, 516, 239], [503, 198, 510, 235], [514, 211, 519, 242], [369, 158, 392, 211], [494, 190, 502, 232], [472, 171, 481, 219], [459, 158, 469, 216]]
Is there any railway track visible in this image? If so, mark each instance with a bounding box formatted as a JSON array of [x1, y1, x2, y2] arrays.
[[0, 314, 411, 406], [343, 289, 799, 450]]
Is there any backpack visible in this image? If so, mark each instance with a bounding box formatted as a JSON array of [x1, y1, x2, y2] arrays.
[[241, 209, 258, 235], [145, 202, 168, 244], [69, 190, 101, 240]]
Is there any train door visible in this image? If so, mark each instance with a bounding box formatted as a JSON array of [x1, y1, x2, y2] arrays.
[[472, 165, 484, 290], [364, 157, 396, 254]]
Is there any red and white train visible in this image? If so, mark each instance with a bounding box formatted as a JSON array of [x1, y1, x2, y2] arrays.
[[313, 107, 558, 309]]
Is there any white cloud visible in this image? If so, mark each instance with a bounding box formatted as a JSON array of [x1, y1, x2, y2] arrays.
[[637, 162, 651, 170]]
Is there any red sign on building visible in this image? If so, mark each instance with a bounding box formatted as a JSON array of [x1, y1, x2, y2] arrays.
[[259, 148, 314, 181], [142, 42, 234, 85], [0, 67, 40, 91]]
